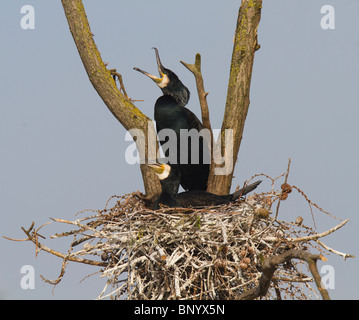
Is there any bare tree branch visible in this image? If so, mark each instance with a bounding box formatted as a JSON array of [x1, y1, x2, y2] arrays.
[[180, 54, 212, 133], [237, 249, 330, 300], [207, 0, 262, 195], [61, 0, 160, 202], [180, 54, 214, 172]]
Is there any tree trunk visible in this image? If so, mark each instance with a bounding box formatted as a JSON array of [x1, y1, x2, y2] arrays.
[[207, 0, 262, 195], [61, 0, 160, 203]]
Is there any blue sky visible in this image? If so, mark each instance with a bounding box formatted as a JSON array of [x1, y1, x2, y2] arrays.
[[1, 1, 358, 299]]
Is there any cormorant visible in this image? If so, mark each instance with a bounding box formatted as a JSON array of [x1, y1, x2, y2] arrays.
[[147, 163, 180, 210], [134, 48, 210, 191], [148, 163, 262, 209]]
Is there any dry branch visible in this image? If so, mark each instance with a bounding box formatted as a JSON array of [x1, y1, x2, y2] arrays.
[[237, 249, 329, 300], [181, 54, 214, 174], [180, 54, 212, 133], [289, 219, 349, 243], [316, 240, 355, 260], [19, 222, 107, 267], [207, 0, 263, 195], [61, 0, 160, 202]]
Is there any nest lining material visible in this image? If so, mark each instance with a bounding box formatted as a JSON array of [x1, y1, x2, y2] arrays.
[[46, 190, 339, 300]]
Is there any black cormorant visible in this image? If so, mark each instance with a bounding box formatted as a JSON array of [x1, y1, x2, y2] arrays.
[[148, 163, 261, 209], [134, 48, 210, 191], [147, 163, 180, 210]]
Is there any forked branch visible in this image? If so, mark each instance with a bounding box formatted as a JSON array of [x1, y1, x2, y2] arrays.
[[61, 0, 161, 202], [18, 222, 108, 267], [237, 249, 330, 300], [180, 54, 212, 133], [181, 54, 214, 170]]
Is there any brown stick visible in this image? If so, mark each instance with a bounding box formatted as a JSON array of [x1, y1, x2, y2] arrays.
[[274, 157, 291, 219], [237, 249, 330, 300], [180, 54, 214, 171], [290, 219, 349, 243], [20, 222, 107, 267], [180, 54, 212, 133]]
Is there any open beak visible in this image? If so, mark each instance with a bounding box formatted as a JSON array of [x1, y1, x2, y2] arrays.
[[147, 163, 165, 175], [153, 47, 166, 75], [133, 47, 166, 84]]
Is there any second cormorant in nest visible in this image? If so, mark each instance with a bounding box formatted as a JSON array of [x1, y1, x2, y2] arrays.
[[148, 163, 261, 209], [134, 48, 210, 191]]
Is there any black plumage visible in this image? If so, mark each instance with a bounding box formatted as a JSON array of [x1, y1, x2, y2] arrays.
[[147, 163, 180, 210], [177, 182, 262, 207], [148, 163, 261, 209], [134, 48, 210, 191]]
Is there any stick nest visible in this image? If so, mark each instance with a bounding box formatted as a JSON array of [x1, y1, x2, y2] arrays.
[[94, 193, 315, 300], [8, 169, 353, 300]]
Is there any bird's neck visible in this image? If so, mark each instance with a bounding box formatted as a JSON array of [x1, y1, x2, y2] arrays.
[[163, 86, 189, 108], [159, 190, 177, 202], [160, 180, 179, 198]]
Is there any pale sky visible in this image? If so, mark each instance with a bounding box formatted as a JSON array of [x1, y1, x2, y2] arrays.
[[1, 1, 358, 299]]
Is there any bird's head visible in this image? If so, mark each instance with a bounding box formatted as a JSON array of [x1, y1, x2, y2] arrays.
[[147, 163, 171, 181], [134, 48, 190, 107]]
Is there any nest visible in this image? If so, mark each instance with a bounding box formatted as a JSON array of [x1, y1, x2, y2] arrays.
[[8, 169, 353, 300], [93, 193, 317, 300]]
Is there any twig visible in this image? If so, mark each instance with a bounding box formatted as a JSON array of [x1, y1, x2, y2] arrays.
[[40, 258, 68, 285], [20, 222, 107, 267], [289, 219, 349, 243], [292, 185, 339, 221], [316, 240, 355, 260], [274, 157, 291, 220], [108, 68, 130, 99]]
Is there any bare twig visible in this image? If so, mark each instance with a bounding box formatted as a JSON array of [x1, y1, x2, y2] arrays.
[[108, 68, 130, 100], [289, 219, 349, 243], [20, 222, 107, 267], [316, 240, 355, 260], [274, 157, 291, 220]]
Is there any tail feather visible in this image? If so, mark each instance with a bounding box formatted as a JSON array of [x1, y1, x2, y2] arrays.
[[231, 180, 262, 200]]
